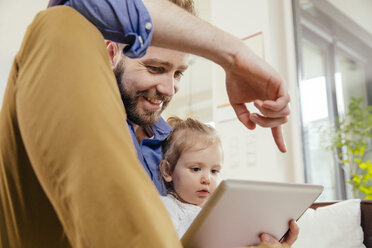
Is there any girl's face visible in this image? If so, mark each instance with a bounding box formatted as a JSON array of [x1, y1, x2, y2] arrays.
[[170, 142, 223, 207]]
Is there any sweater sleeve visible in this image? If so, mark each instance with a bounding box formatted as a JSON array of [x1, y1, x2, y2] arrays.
[[48, 0, 153, 58]]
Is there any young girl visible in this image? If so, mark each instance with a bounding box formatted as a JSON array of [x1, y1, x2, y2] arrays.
[[159, 116, 223, 238], [159, 117, 299, 247]]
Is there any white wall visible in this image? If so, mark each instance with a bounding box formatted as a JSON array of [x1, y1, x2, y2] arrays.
[[0, 0, 49, 108]]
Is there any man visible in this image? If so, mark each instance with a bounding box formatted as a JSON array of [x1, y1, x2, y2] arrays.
[[0, 0, 291, 247]]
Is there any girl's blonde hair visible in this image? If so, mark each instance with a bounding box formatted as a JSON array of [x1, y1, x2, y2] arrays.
[[161, 116, 222, 192]]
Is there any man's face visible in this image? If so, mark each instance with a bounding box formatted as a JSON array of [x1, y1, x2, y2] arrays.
[[113, 46, 189, 126]]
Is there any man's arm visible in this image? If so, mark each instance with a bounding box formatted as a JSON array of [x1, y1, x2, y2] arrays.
[[53, 0, 290, 152], [143, 0, 290, 152]]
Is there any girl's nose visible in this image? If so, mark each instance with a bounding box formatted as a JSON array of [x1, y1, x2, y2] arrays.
[[201, 174, 211, 185]]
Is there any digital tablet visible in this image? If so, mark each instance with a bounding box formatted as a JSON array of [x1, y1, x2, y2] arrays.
[[181, 179, 323, 248]]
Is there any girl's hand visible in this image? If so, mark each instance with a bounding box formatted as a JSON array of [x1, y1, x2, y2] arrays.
[[244, 219, 299, 248]]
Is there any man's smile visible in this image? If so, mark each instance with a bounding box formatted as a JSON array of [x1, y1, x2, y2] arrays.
[[143, 95, 163, 105]]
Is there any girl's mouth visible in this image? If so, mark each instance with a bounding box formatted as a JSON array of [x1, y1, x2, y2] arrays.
[[197, 190, 210, 196]]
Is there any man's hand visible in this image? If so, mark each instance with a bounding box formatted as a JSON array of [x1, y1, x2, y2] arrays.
[[145, 0, 290, 152], [224, 42, 290, 152]]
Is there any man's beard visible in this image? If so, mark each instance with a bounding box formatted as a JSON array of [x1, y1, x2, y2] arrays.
[[114, 63, 171, 126]]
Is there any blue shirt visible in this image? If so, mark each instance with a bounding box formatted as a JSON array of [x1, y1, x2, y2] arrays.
[[50, 0, 153, 58], [127, 118, 172, 196]]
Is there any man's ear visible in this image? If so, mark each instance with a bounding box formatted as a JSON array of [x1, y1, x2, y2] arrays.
[[106, 40, 119, 68], [159, 160, 173, 182]]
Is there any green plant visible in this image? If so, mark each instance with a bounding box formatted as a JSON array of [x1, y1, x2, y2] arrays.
[[325, 97, 372, 199]]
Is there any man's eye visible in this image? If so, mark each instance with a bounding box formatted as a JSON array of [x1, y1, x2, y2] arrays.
[[147, 66, 163, 73]]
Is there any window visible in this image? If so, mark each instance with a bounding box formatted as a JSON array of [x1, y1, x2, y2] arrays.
[[293, 0, 372, 200]]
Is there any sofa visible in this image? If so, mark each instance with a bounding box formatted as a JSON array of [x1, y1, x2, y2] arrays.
[[310, 200, 372, 248]]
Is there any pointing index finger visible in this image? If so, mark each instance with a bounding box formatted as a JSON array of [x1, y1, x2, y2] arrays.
[[272, 126, 287, 153]]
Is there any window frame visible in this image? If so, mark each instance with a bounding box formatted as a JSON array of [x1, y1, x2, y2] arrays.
[[292, 0, 372, 200]]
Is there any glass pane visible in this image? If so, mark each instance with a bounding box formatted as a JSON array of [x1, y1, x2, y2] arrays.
[[300, 39, 337, 201], [335, 53, 368, 116], [334, 53, 371, 198]]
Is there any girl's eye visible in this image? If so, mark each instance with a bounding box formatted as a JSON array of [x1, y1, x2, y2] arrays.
[[174, 71, 184, 79], [211, 169, 220, 174], [191, 167, 200, 172]]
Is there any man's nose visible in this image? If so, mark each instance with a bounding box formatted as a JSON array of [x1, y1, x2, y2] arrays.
[[156, 75, 176, 97]]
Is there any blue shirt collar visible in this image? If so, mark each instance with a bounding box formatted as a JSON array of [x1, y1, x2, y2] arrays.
[[126, 117, 172, 195]]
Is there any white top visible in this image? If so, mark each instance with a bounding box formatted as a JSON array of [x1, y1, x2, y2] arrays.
[[161, 194, 201, 238]]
